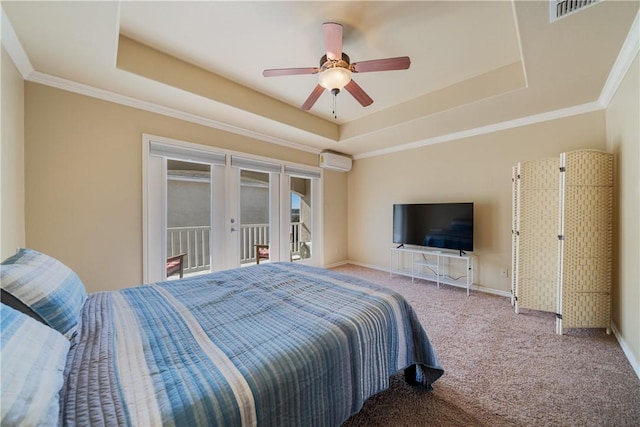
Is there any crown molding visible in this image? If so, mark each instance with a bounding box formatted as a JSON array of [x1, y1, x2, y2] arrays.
[[27, 72, 322, 155], [353, 101, 604, 160], [599, 10, 640, 107], [1, 5, 34, 78]]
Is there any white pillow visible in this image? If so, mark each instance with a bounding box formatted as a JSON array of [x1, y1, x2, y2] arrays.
[[1, 303, 70, 426]]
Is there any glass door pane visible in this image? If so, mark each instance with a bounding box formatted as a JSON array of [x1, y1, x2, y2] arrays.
[[166, 160, 212, 279], [239, 170, 270, 265], [290, 176, 312, 261]]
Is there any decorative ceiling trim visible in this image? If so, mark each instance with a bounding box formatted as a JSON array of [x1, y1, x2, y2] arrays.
[[353, 101, 604, 160], [599, 10, 640, 107], [510, 0, 529, 89], [27, 72, 322, 155], [116, 35, 336, 142], [3, 6, 638, 161], [0, 5, 34, 77], [355, 9, 640, 161]]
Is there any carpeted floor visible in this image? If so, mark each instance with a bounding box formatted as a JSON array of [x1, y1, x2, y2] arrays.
[[333, 264, 640, 427]]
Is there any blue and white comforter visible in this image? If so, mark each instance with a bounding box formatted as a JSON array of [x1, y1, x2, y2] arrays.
[[61, 263, 443, 426]]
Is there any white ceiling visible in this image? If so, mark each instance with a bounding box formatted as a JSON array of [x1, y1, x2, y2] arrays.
[[2, 1, 638, 157]]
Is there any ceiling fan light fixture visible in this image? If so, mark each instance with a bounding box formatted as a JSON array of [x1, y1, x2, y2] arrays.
[[263, 23, 409, 113], [318, 67, 352, 93]]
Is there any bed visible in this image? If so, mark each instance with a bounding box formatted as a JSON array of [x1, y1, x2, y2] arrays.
[[1, 248, 443, 426]]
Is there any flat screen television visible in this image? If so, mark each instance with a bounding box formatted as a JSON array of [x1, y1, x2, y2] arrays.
[[393, 203, 474, 254]]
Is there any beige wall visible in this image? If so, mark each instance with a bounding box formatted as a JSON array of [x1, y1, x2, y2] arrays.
[[322, 169, 349, 266], [1, 47, 25, 259], [347, 111, 607, 293], [24, 82, 346, 292], [606, 54, 640, 371]]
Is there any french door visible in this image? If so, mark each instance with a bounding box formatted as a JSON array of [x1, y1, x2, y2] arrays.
[[228, 156, 281, 267], [281, 166, 323, 265], [143, 137, 226, 282], [143, 135, 322, 282], [166, 159, 212, 276]]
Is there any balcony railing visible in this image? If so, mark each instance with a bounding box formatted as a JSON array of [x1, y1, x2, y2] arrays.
[[167, 223, 303, 274], [240, 223, 269, 262], [167, 226, 211, 274]]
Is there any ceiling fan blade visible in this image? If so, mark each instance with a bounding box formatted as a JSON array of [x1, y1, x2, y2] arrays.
[[351, 56, 411, 73], [323, 22, 343, 60], [344, 80, 373, 107], [263, 67, 319, 77], [301, 84, 325, 111]]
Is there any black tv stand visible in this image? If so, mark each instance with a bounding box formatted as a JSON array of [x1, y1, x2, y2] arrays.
[[396, 243, 404, 249], [459, 249, 466, 256]]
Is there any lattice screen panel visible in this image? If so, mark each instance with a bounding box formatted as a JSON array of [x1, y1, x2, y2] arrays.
[[515, 158, 559, 314], [559, 150, 613, 331]]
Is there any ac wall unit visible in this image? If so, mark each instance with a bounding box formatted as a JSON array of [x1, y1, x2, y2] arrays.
[[319, 151, 352, 172]]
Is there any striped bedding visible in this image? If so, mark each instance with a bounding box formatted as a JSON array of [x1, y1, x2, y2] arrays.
[[61, 263, 443, 426]]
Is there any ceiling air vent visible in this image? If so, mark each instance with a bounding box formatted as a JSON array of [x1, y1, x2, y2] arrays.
[[550, 0, 599, 22]]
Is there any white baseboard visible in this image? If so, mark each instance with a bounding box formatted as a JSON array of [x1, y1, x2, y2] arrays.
[[611, 322, 640, 380], [323, 260, 349, 269], [343, 260, 389, 272], [470, 284, 512, 298], [343, 260, 512, 298]]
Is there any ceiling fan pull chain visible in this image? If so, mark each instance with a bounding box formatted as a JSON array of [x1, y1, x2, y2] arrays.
[[332, 93, 337, 119]]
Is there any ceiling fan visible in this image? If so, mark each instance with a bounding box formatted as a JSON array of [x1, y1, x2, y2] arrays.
[[263, 22, 411, 115]]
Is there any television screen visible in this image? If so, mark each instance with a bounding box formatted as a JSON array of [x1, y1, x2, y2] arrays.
[[393, 203, 474, 252]]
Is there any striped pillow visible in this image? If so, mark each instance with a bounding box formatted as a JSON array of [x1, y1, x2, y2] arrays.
[[1, 248, 87, 338], [1, 303, 70, 426]]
